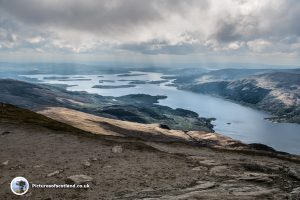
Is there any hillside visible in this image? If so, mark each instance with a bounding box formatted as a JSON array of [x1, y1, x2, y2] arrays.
[[0, 79, 214, 132], [183, 72, 300, 123], [1, 103, 300, 199]]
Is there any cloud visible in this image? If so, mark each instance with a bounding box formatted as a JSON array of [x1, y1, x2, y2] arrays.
[[247, 39, 272, 53], [26, 36, 43, 44], [0, 0, 299, 63]]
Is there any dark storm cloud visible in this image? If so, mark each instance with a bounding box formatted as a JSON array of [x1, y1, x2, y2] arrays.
[[0, 0, 299, 56], [0, 0, 200, 34], [120, 40, 200, 55]]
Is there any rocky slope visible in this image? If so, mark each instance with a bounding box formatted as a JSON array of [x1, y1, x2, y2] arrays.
[[183, 72, 300, 123], [0, 103, 300, 199]]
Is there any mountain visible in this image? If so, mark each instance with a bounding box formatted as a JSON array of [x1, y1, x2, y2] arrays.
[[184, 72, 300, 123], [1, 103, 300, 199], [0, 79, 214, 132]]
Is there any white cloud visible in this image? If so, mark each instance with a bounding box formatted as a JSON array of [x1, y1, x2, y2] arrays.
[[26, 36, 43, 44], [247, 39, 272, 53], [228, 42, 243, 50], [0, 0, 299, 64]]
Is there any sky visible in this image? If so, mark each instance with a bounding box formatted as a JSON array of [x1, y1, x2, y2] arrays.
[[0, 0, 300, 66]]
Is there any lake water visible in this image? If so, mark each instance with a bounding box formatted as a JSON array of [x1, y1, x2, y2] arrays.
[[21, 72, 300, 155]]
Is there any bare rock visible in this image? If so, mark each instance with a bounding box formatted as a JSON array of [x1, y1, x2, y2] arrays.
[[237, 173, 274, 183], [232, 188, 278, 197], [47, 170, 62, 177], [241, 162, 268, 172], [209, 166, 228, 175], [290, 187, 300, 199], [33, 164, 44, 168], [83, 160, 91, 167], [288, 168, 300, 180], [65, 175, 93, 184], [91, 158, 98, 161], [291, 187, 300, 194], [209, 165, 239, 177], [184, 181, 216, 191], [198, 159, 221, 167], [112, 145, 123, 154], [1, 160, 9, 166], [191, 166, 208, 172]]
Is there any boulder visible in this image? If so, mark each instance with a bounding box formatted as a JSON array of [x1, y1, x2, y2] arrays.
[[66, 175, 93, 184]]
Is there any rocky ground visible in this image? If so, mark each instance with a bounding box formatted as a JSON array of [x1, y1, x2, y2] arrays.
[[0, 103, 300, 199]]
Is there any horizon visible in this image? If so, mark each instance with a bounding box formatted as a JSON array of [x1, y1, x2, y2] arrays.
[[0, 61, 300, 70]]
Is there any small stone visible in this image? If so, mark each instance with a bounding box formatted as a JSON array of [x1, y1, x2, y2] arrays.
[[191, 166, 208, 171], [65, 175, 93, 184], [83, 161, 91, 167], [33, 164, 43, 168], [91, 158, 98, 161], [47, 170, 61, 177], [1, 160, 9, 166], [112, 145, 123, 153], [198, 159, 221, 166]]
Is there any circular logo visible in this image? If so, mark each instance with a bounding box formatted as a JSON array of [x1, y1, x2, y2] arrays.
[[10, 177, 29, 195]]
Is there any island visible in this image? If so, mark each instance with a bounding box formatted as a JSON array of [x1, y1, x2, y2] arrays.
[[92, 84, 136, 89], [117, 73, 147, 77]]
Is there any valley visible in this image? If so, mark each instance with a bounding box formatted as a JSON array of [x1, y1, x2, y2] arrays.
[[11, 66, 300, 154]]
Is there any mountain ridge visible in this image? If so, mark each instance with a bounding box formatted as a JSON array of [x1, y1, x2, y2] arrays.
[[180, 71, 300, 123]]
